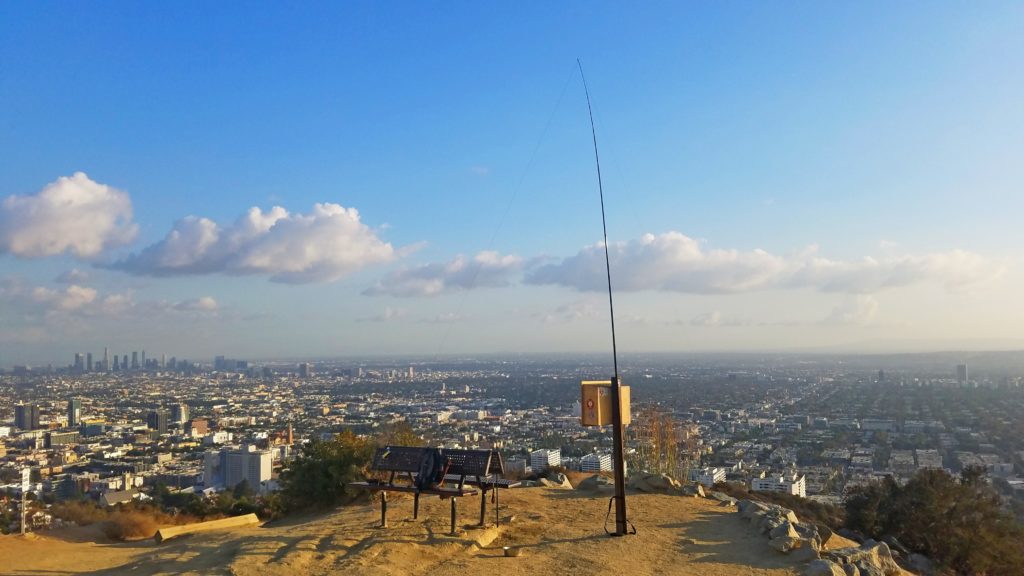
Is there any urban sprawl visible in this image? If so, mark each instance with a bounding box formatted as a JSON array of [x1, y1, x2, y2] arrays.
[[4, 351, 1024, 532]]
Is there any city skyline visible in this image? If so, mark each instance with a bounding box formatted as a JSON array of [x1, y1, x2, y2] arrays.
[[3, 3, 1024, 364]]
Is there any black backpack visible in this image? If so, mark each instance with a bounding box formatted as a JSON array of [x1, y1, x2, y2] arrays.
[[415, 448, 446, 491]]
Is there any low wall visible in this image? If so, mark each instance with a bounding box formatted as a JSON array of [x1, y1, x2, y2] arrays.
[[154, 513, 260, 543]]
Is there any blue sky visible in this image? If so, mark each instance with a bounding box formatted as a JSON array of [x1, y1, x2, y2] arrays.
[[2, 2, 1023, 366]]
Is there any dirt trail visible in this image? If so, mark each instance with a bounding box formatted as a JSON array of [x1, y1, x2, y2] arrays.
[[0, 489, 813, 576]]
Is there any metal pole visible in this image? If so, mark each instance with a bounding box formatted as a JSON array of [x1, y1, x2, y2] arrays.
[[21, 488, 26, 535], [609, 376, 628, 535]]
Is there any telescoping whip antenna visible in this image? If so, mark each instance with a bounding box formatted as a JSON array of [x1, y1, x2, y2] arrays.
[[577, 59, 634, 537]]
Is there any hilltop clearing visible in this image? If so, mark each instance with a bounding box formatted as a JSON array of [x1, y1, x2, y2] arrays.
[[1, 488, 862, 576]]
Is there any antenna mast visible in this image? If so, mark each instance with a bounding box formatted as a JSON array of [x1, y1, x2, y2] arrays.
[[578, 59, 631, 537]]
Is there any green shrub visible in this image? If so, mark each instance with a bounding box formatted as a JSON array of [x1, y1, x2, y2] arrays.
[[846, 467, 1024, 574]]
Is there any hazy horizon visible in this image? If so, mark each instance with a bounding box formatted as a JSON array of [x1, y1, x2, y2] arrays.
[[3, 4, 1023, 366]]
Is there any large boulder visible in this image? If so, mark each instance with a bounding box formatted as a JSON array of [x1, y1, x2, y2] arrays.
[[805, 559, 846, 576], [738, 500, 771, 519], [682, 483, 706, 497], [627, 473, 680, 493], [824, 542, 901, 576], [538, 477, 572, 489], [815, 524, 834, 547], [708, 491, 738, 506], [769, 520, 799, 540], [576, 474, 614, 491]]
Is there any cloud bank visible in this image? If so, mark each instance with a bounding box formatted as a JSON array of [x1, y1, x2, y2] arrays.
[[364, 251, 522, 297], [0, 172, 137, 258], [113, 203, 397, 283], [525, 232, 1005, 295]]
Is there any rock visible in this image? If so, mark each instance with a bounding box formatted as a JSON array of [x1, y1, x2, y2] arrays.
[[816, 524, 834, 547], [646, 473, 681, 490], [794, 523, 822, 550], [682, 483, 705, 497], [738, 500, 770, 519], [547, 472, 568, 484], [907, 553, 934, 575], [759, 514, 785, 535], [769, 536, 800, 553], [882, 536, 909, 556], [790, 543, 821, 562], [709, 491, 738, 506], [627, 473, 680, 493], [769, 521, 799, 540], [853, 561, 885, 576], [538, 472, 573, 489], [805, 559, 846, 576], [824, 542, 901, 576], [836, 528, 865, 543], [842, 565, 860, 576], [576, 475, 614, 491]]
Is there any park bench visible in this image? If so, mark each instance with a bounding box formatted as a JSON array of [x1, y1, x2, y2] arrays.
[[348, 447, 519, 534]]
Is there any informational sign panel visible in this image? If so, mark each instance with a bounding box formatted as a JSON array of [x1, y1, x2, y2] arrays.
[[21, 468, 30, 491], [580, 380, 631, 426]]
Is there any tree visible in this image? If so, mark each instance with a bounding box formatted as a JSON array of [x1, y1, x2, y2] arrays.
[[278, 430, 376, 511], [845, 468, 1024, 574]]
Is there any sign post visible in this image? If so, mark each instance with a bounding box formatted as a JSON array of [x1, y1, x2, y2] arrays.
[[21, 468, 30, 535]]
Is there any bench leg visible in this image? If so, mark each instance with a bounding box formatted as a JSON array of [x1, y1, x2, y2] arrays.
[[450, 497, 457, 535], [381, 491, 388, 528], [413, 492, 420, 519], [479, 489, 487, 527]]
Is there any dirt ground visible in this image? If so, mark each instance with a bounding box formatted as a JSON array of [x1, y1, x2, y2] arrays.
[[0, 488, 840, 576]]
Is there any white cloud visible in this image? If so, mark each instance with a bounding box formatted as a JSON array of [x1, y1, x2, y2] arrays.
[[0, 172, 137, 258], [173, 296, 219, 312], [420, 312, 468, 324], [113, 203, 397, 283], [31, 285, 98, 311], [690, 311, 723, 327], [533, 300, 602, 324], [356, 307, 407, 323], [823, 295, 879, 325], [526, 232, 1006, 295], [1, 277, 218, 320], [55, 269, 90, 284], [364, 251, 522, 297]]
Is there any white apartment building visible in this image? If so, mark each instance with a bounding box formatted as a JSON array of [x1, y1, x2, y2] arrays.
[[581, 452, 613, 473], [530, 448, 561, 472], [751, 472, 806, 497], [204, 444, 273, 493], [689, 466, 727, 488]]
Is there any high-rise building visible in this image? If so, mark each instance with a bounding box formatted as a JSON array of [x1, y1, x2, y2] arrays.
[[170, 403, 189, 424], [74, 353, 85, 372], [530, 449, 561, 472], [104, 347, 110, 372], [161, 354, 166, 368], [956, 364, 969, 386], [581, 452, 613, 472], [408, 366, 415, 379], [15, 404, 42, 430], [131, 351, 138, 370], [112, 355, 120, 371], [299, 363, 311, 378], [204, 445, 272, 492], [140, 350, 146, 369], [86, 353, 93, 372], [68, 398, 82, 427], [122, 355, 128, 370], [147, 410, 169, 434]]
